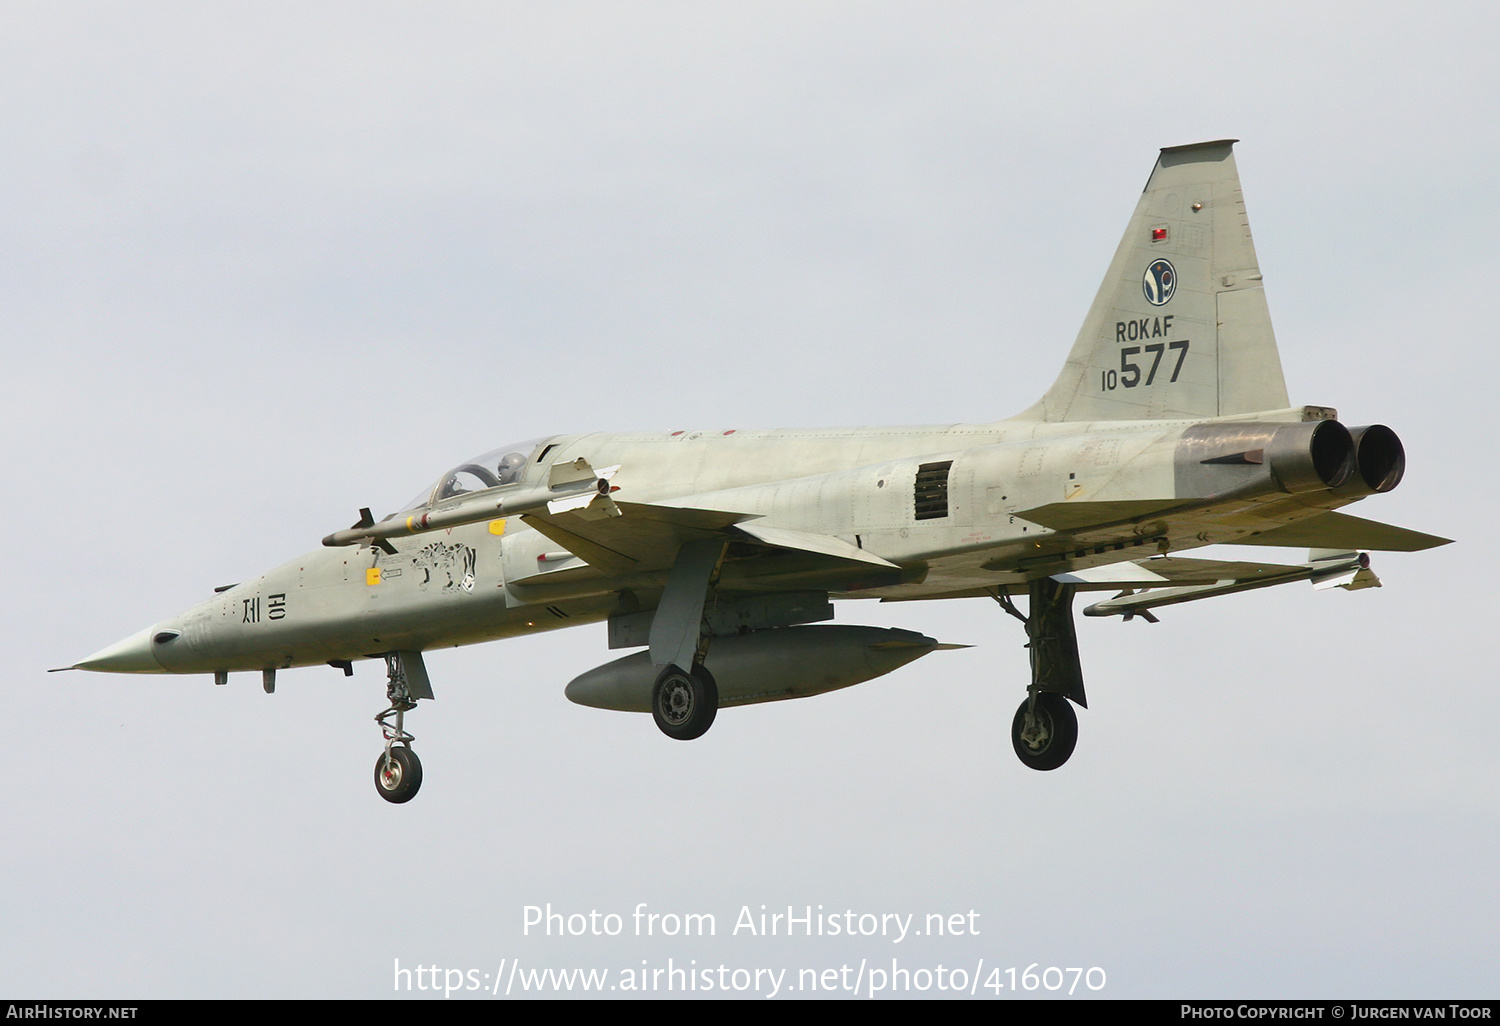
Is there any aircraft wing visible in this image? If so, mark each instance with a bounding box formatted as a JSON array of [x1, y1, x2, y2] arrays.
[[522, 501, 753, 574], [878, 552, 1352, 604], [1051, 555, 1309, 587], [1066, 550, 1382, 619], [522, 501, 903, 589]]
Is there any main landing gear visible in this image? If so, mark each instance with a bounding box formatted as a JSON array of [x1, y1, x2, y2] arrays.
[[647, 539, 727, 742], [374, 651, 430, 803], [996, 579, 1087, 772]]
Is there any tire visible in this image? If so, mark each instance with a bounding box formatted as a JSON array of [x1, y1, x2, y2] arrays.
[[1011, 692, 1078, 771], [651, 664, 718, 741], [374, 746, 423, 803]]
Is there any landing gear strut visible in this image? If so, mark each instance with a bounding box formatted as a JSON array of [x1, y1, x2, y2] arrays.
[[647, 540, 727, 741], [996, 579, 1087, 772], [374, 651, 425, 803]]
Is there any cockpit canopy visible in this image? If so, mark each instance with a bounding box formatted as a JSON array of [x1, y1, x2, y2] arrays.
[[392, 437, 550, 516]]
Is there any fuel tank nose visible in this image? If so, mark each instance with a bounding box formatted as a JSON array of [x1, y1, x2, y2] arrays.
[[74, 626, 164, 673]]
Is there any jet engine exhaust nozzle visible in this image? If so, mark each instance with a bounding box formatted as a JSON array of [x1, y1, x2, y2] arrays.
[[1341, 424, 1406, 496], [1267, 420, 1355, 494]]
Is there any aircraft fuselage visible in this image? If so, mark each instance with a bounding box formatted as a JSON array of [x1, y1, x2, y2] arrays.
[[101, 406, 1358, 676]]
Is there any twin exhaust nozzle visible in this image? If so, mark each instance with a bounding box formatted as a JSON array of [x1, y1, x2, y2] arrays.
[[1186, 419, 1406, 500], [1268, 421, 1405, 497]]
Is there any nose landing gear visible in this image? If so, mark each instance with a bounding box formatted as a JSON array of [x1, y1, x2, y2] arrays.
[[373, 651, 431, 804]]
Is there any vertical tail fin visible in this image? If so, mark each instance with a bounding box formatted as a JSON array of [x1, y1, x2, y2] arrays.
[[1018, 140, 1290, 422]]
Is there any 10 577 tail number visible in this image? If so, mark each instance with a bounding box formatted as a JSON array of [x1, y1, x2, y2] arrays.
[[1102, 340, 1189, 391]]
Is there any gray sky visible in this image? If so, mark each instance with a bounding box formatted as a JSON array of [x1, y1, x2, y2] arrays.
[[3, 2, 1495, 999]]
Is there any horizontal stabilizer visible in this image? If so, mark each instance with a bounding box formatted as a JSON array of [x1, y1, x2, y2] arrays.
[[1236, 511, 1450, 552]]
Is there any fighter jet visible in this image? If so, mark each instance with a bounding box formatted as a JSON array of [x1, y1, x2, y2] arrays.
[[65, 141, 1448, 803]]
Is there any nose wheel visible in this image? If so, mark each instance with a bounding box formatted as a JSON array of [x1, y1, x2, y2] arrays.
[[375, 745, 423, 803]]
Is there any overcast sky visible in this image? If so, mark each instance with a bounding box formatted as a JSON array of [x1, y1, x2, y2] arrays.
[[3, 2, 1495, 1000]]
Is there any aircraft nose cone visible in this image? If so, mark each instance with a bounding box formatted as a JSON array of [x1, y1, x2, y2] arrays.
[[74, 627, 163, 673]]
